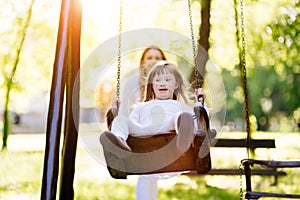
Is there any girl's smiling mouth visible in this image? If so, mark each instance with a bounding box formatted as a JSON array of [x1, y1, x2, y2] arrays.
[[159, 88, 168, 91]]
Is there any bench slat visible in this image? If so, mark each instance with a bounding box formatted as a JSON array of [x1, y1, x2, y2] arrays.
[[214, 139, 275, 149], [245, 191, 300, 199], [186, 169, 286, 176]]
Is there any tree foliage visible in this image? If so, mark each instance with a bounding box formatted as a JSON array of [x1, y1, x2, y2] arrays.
[[0, 0, 60, 149], [222, 0, 299, 131], [0, 0, 59, 113], [248, 1, 300, 131], [1, 0, 35, 150]]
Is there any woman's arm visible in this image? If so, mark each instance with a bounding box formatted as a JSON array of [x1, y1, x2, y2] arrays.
[[118, 73, 141, 117]]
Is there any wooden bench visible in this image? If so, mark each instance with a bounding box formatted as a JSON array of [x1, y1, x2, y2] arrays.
[[186, 138, 286, 183]]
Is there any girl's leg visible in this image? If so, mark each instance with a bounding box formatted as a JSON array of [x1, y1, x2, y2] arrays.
[[111, 115, 150, 138], [175, 112, 194, 152], [109, 116, 131, 151], [136, 173, 182, 200]]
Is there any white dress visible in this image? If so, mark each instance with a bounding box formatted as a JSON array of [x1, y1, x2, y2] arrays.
[[112, 99, 206, 139]]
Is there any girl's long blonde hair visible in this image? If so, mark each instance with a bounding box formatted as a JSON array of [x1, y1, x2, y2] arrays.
[[143, 61, 190, 105]]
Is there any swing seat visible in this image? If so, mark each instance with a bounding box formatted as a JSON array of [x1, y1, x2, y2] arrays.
[[100, 106, 214, 179]]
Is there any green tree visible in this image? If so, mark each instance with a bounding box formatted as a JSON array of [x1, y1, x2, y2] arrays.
[[0, 0, 58, 149], [1, 0, 35, 149]]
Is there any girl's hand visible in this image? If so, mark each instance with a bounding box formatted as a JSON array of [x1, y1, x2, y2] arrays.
[[194, 88, 206, 103]]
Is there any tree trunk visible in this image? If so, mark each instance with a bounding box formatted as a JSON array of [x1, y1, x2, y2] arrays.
[[190, 0, 211, 88]]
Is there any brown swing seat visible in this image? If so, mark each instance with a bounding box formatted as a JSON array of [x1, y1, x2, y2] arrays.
[[100, 106, 213, 179]]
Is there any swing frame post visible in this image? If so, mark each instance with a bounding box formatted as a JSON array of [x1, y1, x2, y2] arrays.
[[59, 0, 82, 198], [40, 0, 82, 199]]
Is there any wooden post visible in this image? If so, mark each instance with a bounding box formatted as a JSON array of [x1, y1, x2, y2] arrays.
[[40, 0, 82, 199], [198, 0, 211, 86], [190, 0, 211, 88], [198, 0, 211, 51]]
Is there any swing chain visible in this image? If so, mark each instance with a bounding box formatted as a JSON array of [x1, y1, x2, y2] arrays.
[[187, 0, 200, 89], [239, 0, 248, 198], [116, 0, 123, 109], [239, 0, 251, 158]]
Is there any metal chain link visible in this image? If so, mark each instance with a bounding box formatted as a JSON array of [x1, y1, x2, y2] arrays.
[[239, 0, 248, 199], [116, 0, 123, 111], [187, 0, 200, 89], [239, 0, 251, 159]]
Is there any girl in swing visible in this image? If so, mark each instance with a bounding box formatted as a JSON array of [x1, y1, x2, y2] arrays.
[[108, 61, 208, 150], [101, 61, 209, 199]]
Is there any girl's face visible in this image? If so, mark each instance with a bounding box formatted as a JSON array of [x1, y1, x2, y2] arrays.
[[152, 71, 178, 100], [141, 49, 164, 67]]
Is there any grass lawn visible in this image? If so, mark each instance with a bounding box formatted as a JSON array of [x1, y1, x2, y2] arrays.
[[1, 131, 300, 199]]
